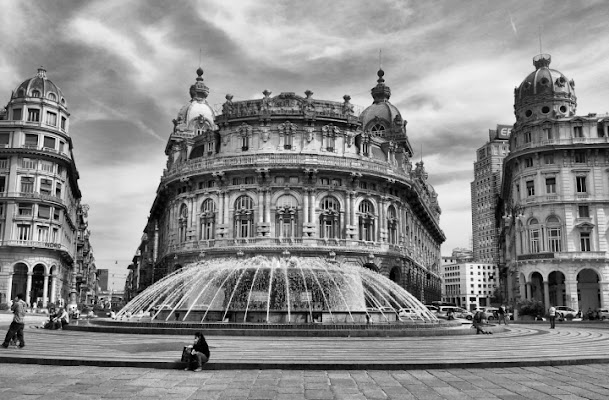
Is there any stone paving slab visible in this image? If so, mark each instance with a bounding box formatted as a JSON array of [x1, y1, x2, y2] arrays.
[[3, 313, 609, 370], [2, 362, 609, 399]]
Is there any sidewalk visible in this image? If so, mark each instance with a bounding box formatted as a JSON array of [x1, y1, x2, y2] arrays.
[[3, 313, 609, 370]]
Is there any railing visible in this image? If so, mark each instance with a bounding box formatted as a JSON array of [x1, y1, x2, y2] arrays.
[[517, 251, 606, 261], [515, 136, 609, 151], [0, 191, 64, 204]]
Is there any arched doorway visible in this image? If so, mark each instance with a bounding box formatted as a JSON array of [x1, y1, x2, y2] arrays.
[[530, 272, 544, 302], [31, 264, 45, 307], [12, 263, 28, 301], [389, 266, 401, 284], [548, 271, 566, 307], [577, 268, 600, 312]]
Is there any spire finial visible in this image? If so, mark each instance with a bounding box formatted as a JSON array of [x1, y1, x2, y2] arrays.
[[379, 49, 382, 70], [538, 25, 543, 54], [199, 48, 202, 68]]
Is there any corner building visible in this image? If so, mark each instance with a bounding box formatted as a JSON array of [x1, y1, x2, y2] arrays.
[[500, 54, 609, 312], [135, 67, 445, 303], [0, 68, 91, 309]]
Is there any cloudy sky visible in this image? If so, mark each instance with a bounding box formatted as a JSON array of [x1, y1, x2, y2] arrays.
[[2, 0, 609, 283]]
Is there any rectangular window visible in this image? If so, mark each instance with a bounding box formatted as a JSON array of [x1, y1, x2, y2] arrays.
[[576, 176, 587, 193], [40, 178, 52, 195], [17, 224, 30, 240], [573, 126, 583, 137], [284, 134, 293, 149], [52, 228, 58, 243], [530, 229, 540, 253], [548, 228, 561, 252], [546, 177, 556, 194], [574, 151, 586, 163], [20, 176, 34, 193], [544, 154, 554, 164], [55, 182, 62, 198], [543, 127, 553, 140], [27, 109, 40, 122], [12, 108, 22, 121], [524, 157, 533, 168], [45, 112, 57, 126], [241, 136, 249, 151], [37, 225, 49, 242], [0, 176, 5, 192], [0, 133, 10, 146], [43, 136, 56, 149], [24, 134, 38, 148], [580, 232, 591, 252], [18, 203, 32, 216], [40, 161, 54, 173], [61, 117, 66, 130], [524, 131, 531, 143], [57, 165, 65, 177], [579, 205, 589, 218], [59, 142, 65, 153], [526, 180, 535, 196], [38, 205, 51, 219], [53, 208, 60, 221]]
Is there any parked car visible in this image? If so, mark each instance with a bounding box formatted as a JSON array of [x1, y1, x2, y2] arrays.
[[424, 304, 439, 313], [555, 306, 579, 318], [437, 306, 473, 320], [598, 309, 609, 320], [398, 307, 422, 320]]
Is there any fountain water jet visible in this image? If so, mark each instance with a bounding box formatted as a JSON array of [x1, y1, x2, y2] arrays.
[[117, 256, 439, 324]]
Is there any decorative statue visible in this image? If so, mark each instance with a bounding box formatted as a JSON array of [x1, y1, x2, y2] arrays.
[[342, 95, 354, 115], [261, 90, 272, 111], [222, 94, 234, 115]]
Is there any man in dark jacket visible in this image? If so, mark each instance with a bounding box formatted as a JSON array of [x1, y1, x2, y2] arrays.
[[185, 332, 210, 371], [2, 294, 26, 348]]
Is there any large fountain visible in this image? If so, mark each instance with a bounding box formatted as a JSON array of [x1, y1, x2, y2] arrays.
[[117, 256, 439, 325]]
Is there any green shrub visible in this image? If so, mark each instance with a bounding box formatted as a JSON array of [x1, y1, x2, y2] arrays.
[[517, 299, 545, 317]]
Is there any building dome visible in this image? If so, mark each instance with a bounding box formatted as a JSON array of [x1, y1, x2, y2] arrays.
[[11, 67, 67, 107], [174, 68, 216, 132], [360, 69, 404, 133], [514, 54, 577, 122]]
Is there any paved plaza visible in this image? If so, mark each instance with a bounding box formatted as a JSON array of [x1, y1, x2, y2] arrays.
[[3, 313, 609, 398]]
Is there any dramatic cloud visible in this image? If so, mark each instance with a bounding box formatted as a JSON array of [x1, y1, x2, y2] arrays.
[[2, 0, 609, 284]]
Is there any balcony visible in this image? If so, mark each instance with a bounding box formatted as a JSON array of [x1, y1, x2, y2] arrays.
[[1, 239, 69, 252], [0, 191, 64, 205]]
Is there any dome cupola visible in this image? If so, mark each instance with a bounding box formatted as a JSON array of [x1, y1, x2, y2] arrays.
[[11, 66, 67, 107], [174, 68, 217, 133], [360, 69, 405, 137], [514, 54, 576, 122]]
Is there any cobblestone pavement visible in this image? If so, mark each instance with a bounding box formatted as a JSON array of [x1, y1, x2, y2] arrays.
[[2, 362, 609, 399]]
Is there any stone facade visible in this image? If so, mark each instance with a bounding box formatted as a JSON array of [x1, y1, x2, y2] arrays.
[[130, 67, 445, 304], [499, 54, 609, 312], [0, 68, 93, 309]]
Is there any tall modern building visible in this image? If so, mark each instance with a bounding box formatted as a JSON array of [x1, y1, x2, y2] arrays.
[[499, 54, 609, 311], [471, 125, 511, 263], [128, 66, 446, 303], [0, 67, 94, 309]]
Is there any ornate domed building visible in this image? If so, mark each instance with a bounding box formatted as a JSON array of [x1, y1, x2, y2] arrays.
[[499, 54, 609, 313], [0, 67, 95, 309], [128, 66, 445, 304]]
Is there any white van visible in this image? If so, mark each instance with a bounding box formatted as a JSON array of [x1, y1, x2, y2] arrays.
[[437, 306, 473, 320]]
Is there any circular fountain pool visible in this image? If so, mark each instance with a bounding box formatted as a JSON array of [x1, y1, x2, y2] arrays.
[[117, 256, 439, 325]]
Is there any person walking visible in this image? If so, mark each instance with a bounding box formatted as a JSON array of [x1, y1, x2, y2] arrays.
[[549, 305, 557, 329], [498, 305, 508, 325], [2, 293, 27, 348], [472, 310, 492, 334]]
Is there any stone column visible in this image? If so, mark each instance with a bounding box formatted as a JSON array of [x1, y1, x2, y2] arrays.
[[6, 273, 12, 303], [218, 191, 224, 224], [42, 274, 49, 308], [50, 275, 57, 305], [600, 281, 609, 309], [303, 189, 309, 224], [543, 280, 550, 309], [26, 272, 32, 306], [564, 279, 579, 311], [258, 190, 264, 224], [379, 198, 385, 242], [224, 192, 230, 228], [525, 282, 532, 300], [310, 191, 316, 229], [350, 192, 356, 227], [265, 189, 271, 225]]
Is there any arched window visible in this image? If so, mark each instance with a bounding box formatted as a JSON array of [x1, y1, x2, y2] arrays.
[[48, 93, 56, 101], [319, 196, 340, 238], [276, 195, 298, 237], [31, 90, 40, 98], [200, 199, 216, 240], [528, 218, 540, 253], [234, 195, 254, 238], [387, 205, 398, 244], [178, 204, 188, 243], [546, 216, 562, 252], [358, 200, 375, 241], [371, 123, 385, 137]]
